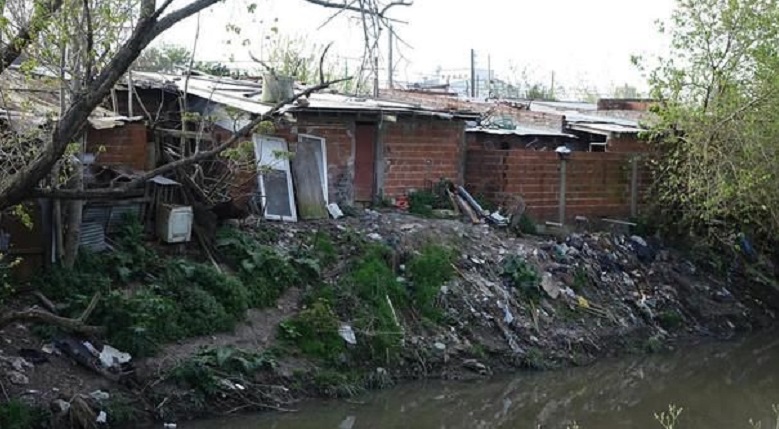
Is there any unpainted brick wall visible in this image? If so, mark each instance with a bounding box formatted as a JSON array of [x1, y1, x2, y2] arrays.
[[86, 123, 149, 170], [381, 117, 464, 198], [465, 141, 650, 222], [225, 115, 356, 207], [608, 134, 650, 153]]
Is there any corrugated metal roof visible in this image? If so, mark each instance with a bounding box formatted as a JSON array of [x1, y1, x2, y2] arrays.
[[0, 69, 143, 130], [568, 122, 643, 135], [130, 72, 479, 118], [466, 126, 575, 138]]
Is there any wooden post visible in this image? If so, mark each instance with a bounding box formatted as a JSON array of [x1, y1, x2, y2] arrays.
[[558, 158, 567, 224], [630, 157, 638, 218]]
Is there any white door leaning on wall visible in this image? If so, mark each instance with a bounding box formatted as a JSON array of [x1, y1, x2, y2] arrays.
[[254, 135, 298, 222]]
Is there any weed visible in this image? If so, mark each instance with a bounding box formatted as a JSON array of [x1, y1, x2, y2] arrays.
[[654, 404, 683, 429], [521, 347, 547, 370], [278, 299, 345, 362], [407, 245, 454, 320], [513, 213, 538, 235], [0, 400, 49, 429], [217, 227, 302, 307], [572, 267, 590, 293], [645, 335, 664, 353], [104, 393, 142, 426], [310, 231, 338, 267], [501, 255, 541, 301], [657, 310, 684, 330], [170, 347, 276, 397], [311, 369, 365, 398], [408, 190, 436, 217]]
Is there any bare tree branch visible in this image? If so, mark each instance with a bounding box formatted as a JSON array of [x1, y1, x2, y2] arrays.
[[302, 0, 411, 17]]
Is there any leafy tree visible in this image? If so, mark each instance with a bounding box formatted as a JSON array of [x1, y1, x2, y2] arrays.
[[641, 0, 779, 250], [135, 44, 193, 72]]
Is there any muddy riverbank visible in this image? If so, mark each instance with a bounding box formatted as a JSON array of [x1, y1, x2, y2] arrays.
[[1, 210, 776, 427]]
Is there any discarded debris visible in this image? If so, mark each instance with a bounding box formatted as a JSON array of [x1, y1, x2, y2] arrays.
[[7, 370, 29, 385], [338, 324, 357, 345], [327, 203, 344, 219]]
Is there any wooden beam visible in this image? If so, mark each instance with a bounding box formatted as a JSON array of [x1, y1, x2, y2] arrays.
[[155, 128, 214, 141]]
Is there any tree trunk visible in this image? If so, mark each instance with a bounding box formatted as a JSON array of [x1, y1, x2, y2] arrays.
[[62, 158, 84, 268]]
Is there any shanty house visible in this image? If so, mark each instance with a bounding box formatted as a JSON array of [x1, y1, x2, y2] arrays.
[[116, 72, 479, 220]]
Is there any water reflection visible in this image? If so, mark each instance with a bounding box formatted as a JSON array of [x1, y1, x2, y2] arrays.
[[185, 335, 779, 429]]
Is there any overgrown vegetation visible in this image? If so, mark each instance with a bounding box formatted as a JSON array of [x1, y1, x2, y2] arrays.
[[501, 255, 542, 301], [0, 400, 49, 429], [407, 245, 455, 320], [640, 0, 779, 260], [33, 218, 310, 357], [217, 227, 310, 308]]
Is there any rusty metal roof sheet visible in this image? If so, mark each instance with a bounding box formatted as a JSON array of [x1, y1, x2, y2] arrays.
[[129, 71, 480, 119]]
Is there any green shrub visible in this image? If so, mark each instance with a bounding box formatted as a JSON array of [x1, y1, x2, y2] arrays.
[[279, 299, 345, 362], [501, 255, 541, 301], [0, 400, 48, 429], [217, 228, 302, 307], [170, 347, 276, 398], [163, 259, 249, 321], [407, 245, 454, 319], [408, 190, 437, 216], [515, 213, 538, 235]]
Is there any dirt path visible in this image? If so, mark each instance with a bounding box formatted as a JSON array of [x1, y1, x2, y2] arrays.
[[139, 287, 302, 375]]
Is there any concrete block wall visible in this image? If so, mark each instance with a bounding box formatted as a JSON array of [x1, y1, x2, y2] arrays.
[[86, 123, 150, 170], [465, 141, 650, 222]]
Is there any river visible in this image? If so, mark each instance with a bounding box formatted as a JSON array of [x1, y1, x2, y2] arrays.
[[183, 334, 779, 429]]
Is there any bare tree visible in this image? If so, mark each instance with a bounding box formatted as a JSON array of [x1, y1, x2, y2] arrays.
[[0, 0, 412, 209]]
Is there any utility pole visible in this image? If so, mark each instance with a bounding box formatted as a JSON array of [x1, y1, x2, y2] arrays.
[[470, 49, 476, 98], [550, 71, 555, 100], [487, 54, 492, 99], [373, 56, 380, 98], [388, 26, 394, 89]]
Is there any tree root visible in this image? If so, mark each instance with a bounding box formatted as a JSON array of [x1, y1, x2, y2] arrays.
[[0, 292, 104, 336]]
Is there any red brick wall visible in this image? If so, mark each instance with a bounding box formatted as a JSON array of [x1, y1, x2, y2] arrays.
[[608, 135, 650, 153], [465, 141, 650, 222], [86, 123, 149, 170], [381, 118, 464, 198]]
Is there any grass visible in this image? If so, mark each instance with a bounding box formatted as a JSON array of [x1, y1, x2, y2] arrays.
[[407, 245, 455, 320], [0, 400, 48, 429]]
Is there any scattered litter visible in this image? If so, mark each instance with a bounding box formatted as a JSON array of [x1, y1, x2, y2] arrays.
[[327, 203, 344, 219], [51, 399, 71, 415], [7, 370, 29, 385], [96, 411, 107, 424], [90, 390, 110, 402], [462, 359, 489, 375], [433, 342, 446, 351], [541, 273, 561, 299], [163, 424, 178, 429], [338, 324, 357, 345], [98, 345, 132, 370], [339, 416, 357, 429], [10, 356, 33, 372], [367, 233, 383, 241]]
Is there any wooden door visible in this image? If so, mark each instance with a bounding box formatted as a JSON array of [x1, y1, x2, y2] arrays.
[[354, 123, 376, 202]]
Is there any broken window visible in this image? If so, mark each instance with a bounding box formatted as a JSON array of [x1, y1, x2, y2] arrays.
[[254, 135, 297, 222]]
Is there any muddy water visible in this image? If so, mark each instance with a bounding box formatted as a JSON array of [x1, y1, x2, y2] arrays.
[[184, 335, 779, 429]]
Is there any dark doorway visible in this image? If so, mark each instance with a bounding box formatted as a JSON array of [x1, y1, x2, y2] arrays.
[[354, 123, 377, 202]]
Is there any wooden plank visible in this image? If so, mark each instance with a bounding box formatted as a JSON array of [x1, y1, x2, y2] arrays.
[[455, 194, 481, 224], [291, 140, 328, 220], [155, 128, 214, 141]]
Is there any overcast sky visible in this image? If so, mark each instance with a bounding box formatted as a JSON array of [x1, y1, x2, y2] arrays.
[[159, 0, 675, 99]]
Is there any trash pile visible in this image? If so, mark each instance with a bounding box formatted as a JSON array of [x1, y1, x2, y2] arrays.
[[281, 209, 762, 369]]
